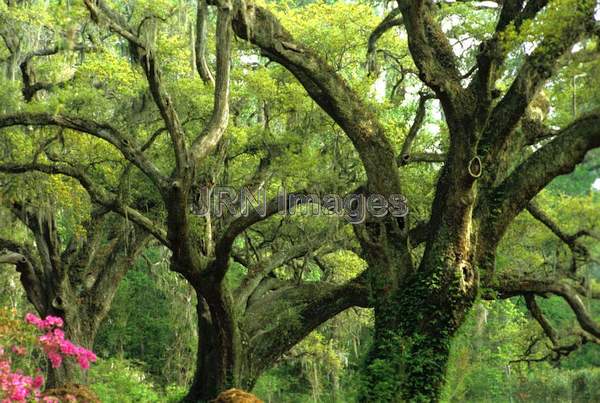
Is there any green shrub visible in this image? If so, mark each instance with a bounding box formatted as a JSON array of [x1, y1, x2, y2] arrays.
[[88, 357, 161, 403]]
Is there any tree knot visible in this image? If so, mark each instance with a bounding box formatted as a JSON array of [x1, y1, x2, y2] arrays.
[[468, 156, 482, 178]]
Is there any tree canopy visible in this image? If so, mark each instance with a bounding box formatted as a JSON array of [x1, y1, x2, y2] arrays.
[[1, 0, 600, 401]]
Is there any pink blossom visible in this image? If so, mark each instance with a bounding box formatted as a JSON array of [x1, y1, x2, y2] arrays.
[[0, 359, 40, 402], [52, 329, 64, 339], [24, 313, 64, 331], [44, 316, 63, 328], [24, 313, 46, 330], [10, 385, 27, 401], [77, 355, 90, 370], [36, 326, 96, 370], [32, 376, 44, 389], [74, 347, 96, 370], [59, 340, 77, 355], [47, 351, 62, 369], [1, 312, 97, 401]]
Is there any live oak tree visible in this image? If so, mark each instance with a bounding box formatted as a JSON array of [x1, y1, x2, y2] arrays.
[[0, 0, 369, 399], [221, 0, 600, 401], [0, 2, 154, 386], [0, 201, 148, 386], [1, 0, 600, 402]]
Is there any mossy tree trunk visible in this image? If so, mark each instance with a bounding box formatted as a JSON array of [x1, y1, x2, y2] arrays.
[[0, 205, 147, 388], [184, 295, 242, 402], [182, 267, 369, 401], [363, 265, 477, 402]]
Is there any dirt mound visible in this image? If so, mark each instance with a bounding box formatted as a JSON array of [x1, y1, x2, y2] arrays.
[[42, 384, 100, 402], [211, 388, 264, 403]]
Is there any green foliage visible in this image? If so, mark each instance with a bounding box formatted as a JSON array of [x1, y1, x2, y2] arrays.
[[254, 308, 372, 402], [88, 357, 162, 403], [0, 0, 599, 401], [95, 253, 196, 386], [443, 300, 529, 402]]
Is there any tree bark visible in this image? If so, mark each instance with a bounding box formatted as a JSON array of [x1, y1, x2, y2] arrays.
[[184, 295, 244, 402], [362, 252, 477, 402], [182, 276, 368, 401]]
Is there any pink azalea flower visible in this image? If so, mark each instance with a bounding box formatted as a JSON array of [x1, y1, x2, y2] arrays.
[[0, 365, 38, 402], [59, 340, 77, 355], [44, 316, 63, 328], [3, 311, 97, 400], [77, 356, 90, 370], [24, 313, 65, 331], [24, 313, 46, 330], [10, 386, 28, 401], [32, 375, 44, 389], [47, 351, 62, 369]]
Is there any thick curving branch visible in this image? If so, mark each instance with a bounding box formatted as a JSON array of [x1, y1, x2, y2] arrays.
[[490, 276, 600, 364], [82, 0, 144, 47], [191, 0, 233, 164], [366, 8, 404, 75], [397, 0, 463, 108], [469, 0, 549, 109], [486, 111, 600, 243], [228, 1, 402, 197], [526, 201, 592, 272], [138, 54, 189, 175], [0, 162, 170, 247], [88, 225, 149, 326], [83, 0, 189, 176], [524, 293, 558, 346], [194, 0, 215, 85], [492, 274, 600, 339], [211, 190, 313, 277], [242, 274, 369, 380], [0, 237, 46, 312], [235, 240, 326, 314], [479, 0, 595, 162], [0, 113, 167, 189], [9, 201, 63, 279], [18, 43, 96, 101]]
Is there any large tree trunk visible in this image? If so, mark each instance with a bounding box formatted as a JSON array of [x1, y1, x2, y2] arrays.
[[38, 246, 138, 389], [362, 251, 478, 402], [182, 277, 368, 401], [4, 206, 145, 388], [184, 292, 247, 402]]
